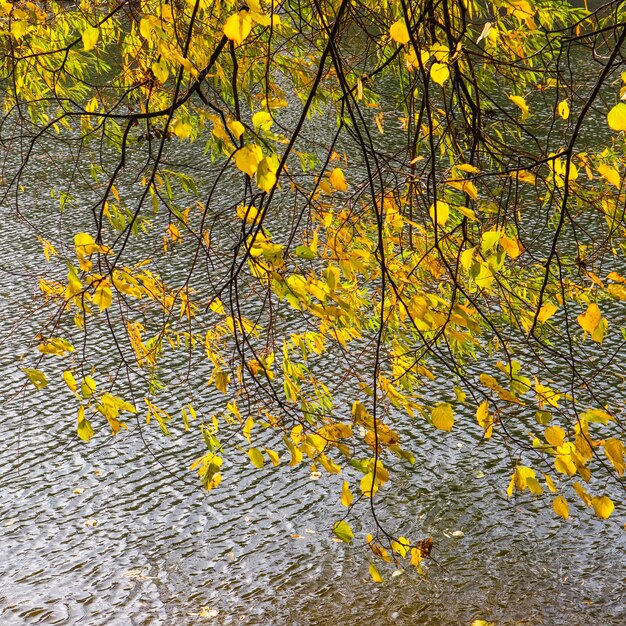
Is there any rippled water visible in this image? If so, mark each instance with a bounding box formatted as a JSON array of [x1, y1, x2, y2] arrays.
[[2, 29, 626, 626]]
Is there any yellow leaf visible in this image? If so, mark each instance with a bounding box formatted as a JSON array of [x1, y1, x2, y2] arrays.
[[544, 473, 556, 492], [577, 303, 601, 335], [389, 19, 410, 45], [476, 400, 493, 438], [391, 537, 410, 557], [557, 99, 569, 120], [431, 402, 454, 431], [554, 454, 576, 476], [81, 376, 97, 398], [553, 495, 569, 519], [511, 169, 536, 185], [172, 119, 192, 140], [429, 201, 449, 226], [360, 471, 378, 497], [544, 425, 565, 447], [151, 61, 168, 84], [573, 482, 591, 507], [537, 302, 558, 323], [591, 495, 614, 519], [223, 10, 252, 45], [456, 164, 480, 174], [82, 25, 99, 52], [228, 120, 245, 140], [460, 247, 475, 270], [509, 95, 529, 120], [607, 102, 626, 132], [23, 367, 47, 390], [243, 416, 254, 442], [341, 481, 353, 507], [256, 155, 278, 192], [252, 111, 273, 131], [234, 144, 263, 177], [368, 562, 383, 583], [265, 448, 280, 466], [93, 284, 112, 311], [77, 406, 94, 442], [597, 164, 621, 188], [430, 62, 449, 86], [603, 438, 624, 476], [500, 234, 522, 258], [329, 168, 348, 191], [63, 370, 77, 392], [247, 447, 265, 469], [333, 520, 353, 543]]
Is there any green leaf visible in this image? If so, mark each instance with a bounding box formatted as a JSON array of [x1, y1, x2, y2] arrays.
[[333, 520, 354, 543], [295, 245, 316, 260]]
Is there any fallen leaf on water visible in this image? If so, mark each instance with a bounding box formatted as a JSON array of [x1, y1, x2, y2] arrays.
[[291, 533, 305, 539], [198, 607, 219, 618], [73, 487, 85, 495], [310, 471, 322, 480], [94, 469, 104, 477], [305, 528, 316, 534], [84, 519, 98, 527]]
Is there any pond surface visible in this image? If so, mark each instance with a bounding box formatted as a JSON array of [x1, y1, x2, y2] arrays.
[[1, 14, 626, 624], [1, 188, 625, 626]]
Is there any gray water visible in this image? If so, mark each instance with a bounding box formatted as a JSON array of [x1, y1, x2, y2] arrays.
[[1, 20, 626, 626]]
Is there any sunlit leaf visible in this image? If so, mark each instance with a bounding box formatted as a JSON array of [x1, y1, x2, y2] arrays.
[[591, 495, 614, 519], [430, 62, 449, 86], [429, 201, 449, 226], [389, 20, 410, 45], [341, 481, 353, 507], [368, 562, 383, 583], [509, 95, 529, 120], [82, 25, 99, 51], [431, 403, 454, 431], [329, 168, 348, 191], [223, 10, 252, 45], [333, 520, 353, 543], [552, 495, 569, 519], [247, 447, 265, 469], [607, 102, 626, 132]]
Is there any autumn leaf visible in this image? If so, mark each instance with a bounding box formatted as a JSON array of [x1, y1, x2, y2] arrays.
[[223, 11, 252, 45], [368, 562, 383, 583], [329, 168, 348, 191], [431, 403, 454, 431], [577, 303, 601, 336], [553, 495, 569, 519], [430, 62, 449, 86], [607, 102, 626, 132], [429, 201, 449, 226], [389, 20, 410, 45], [247, 447, 265, 469], [509, 94, 529, 120], [234, 144, 263, 177], [82, 25, 99, 51], [333, 520, 353, 543], [340, 481, 353, 507], [591, 495, 614, 519]]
